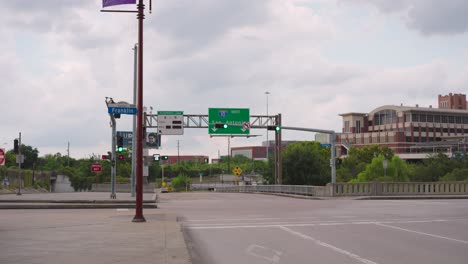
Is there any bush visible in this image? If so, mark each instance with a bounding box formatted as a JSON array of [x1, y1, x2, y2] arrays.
[[170, 174, 191, 192], [33, 179, 50, 190]]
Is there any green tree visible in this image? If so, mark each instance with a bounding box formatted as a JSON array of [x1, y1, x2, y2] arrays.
[[338, 145, 394, 182], [439, 168, 468, 181], [353, 154, 409, 182], [408, 153, 460, 182], [282, 142, 330, 185]]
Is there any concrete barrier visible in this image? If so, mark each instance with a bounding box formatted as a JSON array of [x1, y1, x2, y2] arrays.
[[92, 183, 154, 193], [331, 182, 468, 196], [214, 182, 468, 197]]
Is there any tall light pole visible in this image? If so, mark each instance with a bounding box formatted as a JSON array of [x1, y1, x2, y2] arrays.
[[265, 91, 270, 159]]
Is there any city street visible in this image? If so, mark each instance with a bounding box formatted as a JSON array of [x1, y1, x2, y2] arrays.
[[158, 192, 468, 264]]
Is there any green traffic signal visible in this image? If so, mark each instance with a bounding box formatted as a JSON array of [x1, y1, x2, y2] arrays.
[[267, 125, 281, 131], [117, 146, 123, 152]]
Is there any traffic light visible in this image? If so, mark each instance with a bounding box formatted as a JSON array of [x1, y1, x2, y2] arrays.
[[267, 125, 281, 131], [118, 154, 125, 161], [117, 135, 124, 152], [153, 154, 160, 161], [161, 155, 169, 160], [215, 123, 228, 129], [13, 139, 19, 154], [102, 154, 110, 160]]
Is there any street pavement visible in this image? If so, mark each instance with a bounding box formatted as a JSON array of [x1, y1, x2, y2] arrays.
[[0, 192, 191, 264], [157, 192, 468, 264]]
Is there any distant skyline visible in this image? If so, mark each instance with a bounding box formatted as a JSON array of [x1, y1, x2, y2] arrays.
[[1, 0, 467, 159]]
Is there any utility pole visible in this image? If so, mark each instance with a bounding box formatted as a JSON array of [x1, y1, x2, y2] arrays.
[[17, 132, 22, 196], [131, 44, 138, 197], [177, 140, 180, 164], [67, 141, 70, 166], [133, 0, 146, 222], [227, 137, 231, 174]]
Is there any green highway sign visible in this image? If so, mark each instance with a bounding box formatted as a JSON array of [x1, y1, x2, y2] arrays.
[[208, 108, 250, 135]]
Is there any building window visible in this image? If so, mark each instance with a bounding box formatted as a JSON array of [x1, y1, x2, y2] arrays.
[[356, 120, 361, 133], [464, 117, 468, 124], [380, 136, 385, 143], [442, 116, 448, 123], [427, 115, 433, 122], [449, 116, 455, 123], [455, 116, 462, 124], [450, 128, 455, 134], [412, 113, 420, 122], [344, 121, 350, 133], [406, 137, 412, 142], [420, 114, 426, 122], [364, 137, 369, 144], [434, 115, 441, 123]]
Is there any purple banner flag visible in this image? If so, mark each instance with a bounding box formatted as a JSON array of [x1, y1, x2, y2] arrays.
[[103, 0, 136, 8]]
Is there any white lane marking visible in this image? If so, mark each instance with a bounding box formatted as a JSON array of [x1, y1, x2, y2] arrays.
[[186, 219, 447, 230], [245, 244, 282, 263], [116, 209, 129, 212], [375, 223, 468, 245], [279, 226, 379, 264], [183, 216, 319, 222]]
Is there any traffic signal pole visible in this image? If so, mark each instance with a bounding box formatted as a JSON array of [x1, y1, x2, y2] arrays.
[[110, 115, 117, 199]]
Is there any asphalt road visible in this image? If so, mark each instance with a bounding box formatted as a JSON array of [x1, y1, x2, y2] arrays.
[[158, 192, 468, 264]]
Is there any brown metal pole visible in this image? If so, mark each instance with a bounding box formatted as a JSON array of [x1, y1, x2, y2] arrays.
[[133, 0, 146, 222]]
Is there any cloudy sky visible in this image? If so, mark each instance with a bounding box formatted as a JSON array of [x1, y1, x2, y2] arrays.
[[1, 0, 468, 159]]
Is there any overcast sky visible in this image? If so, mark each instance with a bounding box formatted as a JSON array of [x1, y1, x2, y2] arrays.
[[1, 0, 468, 159]]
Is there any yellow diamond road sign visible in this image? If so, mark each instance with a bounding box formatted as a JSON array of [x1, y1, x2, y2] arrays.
[[233, 166, 242, 176]]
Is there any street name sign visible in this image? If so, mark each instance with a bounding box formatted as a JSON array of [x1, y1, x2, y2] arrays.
[[208, 108, 250, 135], [0, 148, 5, 166], [107, 103, 137, 115], [157, 111, 184, 135]]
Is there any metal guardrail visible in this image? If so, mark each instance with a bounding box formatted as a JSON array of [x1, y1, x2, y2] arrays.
[[210, 182, 468, 197], [213, 185, 330, 197]]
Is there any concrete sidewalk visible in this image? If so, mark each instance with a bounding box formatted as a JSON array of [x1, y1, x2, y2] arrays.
[[0, 206, 191, 264]]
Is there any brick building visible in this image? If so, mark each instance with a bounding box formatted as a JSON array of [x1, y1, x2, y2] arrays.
[[338, 93, 468, 160]]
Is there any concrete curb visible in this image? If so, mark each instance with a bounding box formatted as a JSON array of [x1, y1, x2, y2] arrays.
[[0, 203, 158, 209], [0, 199, 156, 203]]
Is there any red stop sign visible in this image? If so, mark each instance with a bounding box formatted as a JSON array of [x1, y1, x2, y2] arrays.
[[0, 148, 5, 166]]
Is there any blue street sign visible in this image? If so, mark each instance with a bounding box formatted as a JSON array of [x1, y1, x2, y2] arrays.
[[320, 143, 332, 148], [108, 106, 137, 115]]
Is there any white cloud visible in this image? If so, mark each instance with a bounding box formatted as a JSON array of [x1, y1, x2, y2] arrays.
[[0, 0, 467, 158]]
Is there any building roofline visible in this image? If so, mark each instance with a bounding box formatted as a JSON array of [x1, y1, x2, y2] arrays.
[[368, 105, 468, 116]]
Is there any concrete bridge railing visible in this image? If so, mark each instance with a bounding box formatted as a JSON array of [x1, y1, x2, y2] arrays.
[[213, 182, 468, 197]]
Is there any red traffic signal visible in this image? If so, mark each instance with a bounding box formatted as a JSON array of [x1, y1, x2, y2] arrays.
[[102, 155, 110, 160], [118, 155, 125, 161]]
